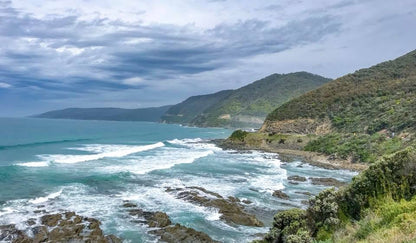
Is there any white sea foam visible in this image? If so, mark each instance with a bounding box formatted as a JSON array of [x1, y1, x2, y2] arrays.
[[39, 142, 165, 164], [29, 189, 63, 204], [16, 161, 49, 167], [99, 147, 214, 175], [168, 138, 221, 151]]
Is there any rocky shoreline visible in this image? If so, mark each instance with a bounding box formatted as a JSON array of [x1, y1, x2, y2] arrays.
[[0, 212, 122, 243], [213, 138, 368, 171]]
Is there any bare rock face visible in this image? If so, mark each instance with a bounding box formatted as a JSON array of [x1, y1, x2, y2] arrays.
[[0, 212, 122, 243], [150, 224, 219, 243], [288, 175, 307, 182], [272, 190, 290, 200], [121, 202, 218, 243], [166, 187, 263, 227], [310, 177, 346, 187], [126, 206, 172, 228]]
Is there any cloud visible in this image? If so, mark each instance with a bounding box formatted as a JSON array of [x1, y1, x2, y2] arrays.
[[0, 82, 12, 88], [0, 0, 415, 116]]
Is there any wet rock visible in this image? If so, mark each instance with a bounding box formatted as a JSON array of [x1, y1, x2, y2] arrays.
[[33, 209, 46, 214], [106, 234, 123, 243], [1, 212, 122, 243], [287, 175, 307, 182], [242, 199, 253, 204], [32, 226, 48, 242], [289, 181, 299, 185], [127, 207, 172, 228], [26, 218, 36, 226], [310, 177, 346, 187], [295, 191, 312, 196], [169, 187, 264, 227], [122, 202, 137, 208], [150, 223, 219, 243], [0, 224, 31, 243], [148, 212, 172, 228], [41, 213, 62, 227], [272, 190, 289, 200]]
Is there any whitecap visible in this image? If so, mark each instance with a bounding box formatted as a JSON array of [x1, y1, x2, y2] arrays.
[[99, 147, 214, 175], [29, 189, 63, 204], [16, 161, 49, 167], [39, 142, 165, 164]]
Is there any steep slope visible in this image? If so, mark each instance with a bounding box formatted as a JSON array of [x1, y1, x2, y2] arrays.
[[34, 105, 172, 122], [192, 72, 331, 128], [161, 90, 233, 124], [162, 72, 331, 128], [263, 50, 416, 135], [255, 147, 416, 243]]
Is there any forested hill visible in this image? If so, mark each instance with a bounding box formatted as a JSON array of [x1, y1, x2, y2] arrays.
[[263, 50, 416, 135], [162, 72, 331, 128], [34, 106, 172, 122]]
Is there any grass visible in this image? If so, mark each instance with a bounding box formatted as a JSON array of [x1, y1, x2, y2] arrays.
[[333, 197, 416, 243], [304, 133, 405, 163]]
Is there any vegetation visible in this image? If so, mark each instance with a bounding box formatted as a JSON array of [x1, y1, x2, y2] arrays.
[[266, 50, 416, 135], [34, 106, 172, 122], [229, 129, 249, 142], [162, 72, 330, 128], [257, 147, 416, 243], [304, 133, 406, 163]]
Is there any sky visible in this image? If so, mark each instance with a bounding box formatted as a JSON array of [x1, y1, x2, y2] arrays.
[[0, 0, 415, 116]]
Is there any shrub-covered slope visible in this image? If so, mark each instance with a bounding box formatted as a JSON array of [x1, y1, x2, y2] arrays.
[[256, 147, 416, 243], [161, 90, 233, 124], [264, 50, 416, 134], [163, 72, 330, 128], [34, 106, 172, 122]]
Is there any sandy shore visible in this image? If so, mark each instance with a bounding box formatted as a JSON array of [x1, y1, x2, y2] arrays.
[[213, 139, 368, 172]]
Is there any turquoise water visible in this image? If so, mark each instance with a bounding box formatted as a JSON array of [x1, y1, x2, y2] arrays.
[[0, 118, 356, 242]]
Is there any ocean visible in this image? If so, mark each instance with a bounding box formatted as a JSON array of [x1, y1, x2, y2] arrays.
[[0, 118, 356, 242]]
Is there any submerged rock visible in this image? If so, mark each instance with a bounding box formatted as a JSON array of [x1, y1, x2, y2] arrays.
[[310, 177, 346, 187], [150, 224, 219, 243], [288, 175, 307, 182], [0, 212, 122, 243], [272, 190, 290, 200], [167, 187, 264, 227]]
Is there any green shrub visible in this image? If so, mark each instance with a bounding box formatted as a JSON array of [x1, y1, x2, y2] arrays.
[[229, 129, 249, 142]]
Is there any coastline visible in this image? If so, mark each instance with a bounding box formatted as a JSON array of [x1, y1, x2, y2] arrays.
[[212, 139, 368, 172]]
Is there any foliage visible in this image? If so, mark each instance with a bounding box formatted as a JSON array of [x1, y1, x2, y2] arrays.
[[338, 147, 416, 220], [36, 106, 173, 122], [263, 209, 312, 243], [257, 147, 416, 243], [304, 133, 405, 163], [307, 188, 340, 238], [334, 197, 416, 242], [266, 50, 416, 134], [162, 72, 330, 127], [229, 130, 249, 142]]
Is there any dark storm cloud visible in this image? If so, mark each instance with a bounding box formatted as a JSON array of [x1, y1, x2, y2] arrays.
[[1, 0, 414, 116], [0, 0, 341, 94]]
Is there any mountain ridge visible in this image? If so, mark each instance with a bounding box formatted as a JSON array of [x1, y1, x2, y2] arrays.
[[34, 106, 172, 122], [162, 71, 331, 128]]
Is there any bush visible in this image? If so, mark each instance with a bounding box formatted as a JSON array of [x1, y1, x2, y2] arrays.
[[229, 129, 249, 142], [307, 188, 340, 239], [264, 209, 311, 243]]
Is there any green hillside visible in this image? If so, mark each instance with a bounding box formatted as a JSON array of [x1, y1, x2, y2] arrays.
[[255, 147, 416, 243], [34, 106, 172, 122], [161, 90, 233, 124], [163, 72, 331, 128], [251, 50, 416, 243], [265, 50, 416, 134]]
